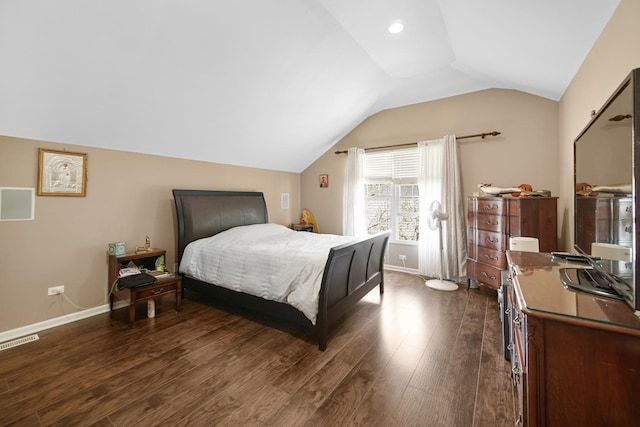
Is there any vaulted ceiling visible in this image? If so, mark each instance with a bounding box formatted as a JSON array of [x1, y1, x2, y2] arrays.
[[0, 0, 620, 172]]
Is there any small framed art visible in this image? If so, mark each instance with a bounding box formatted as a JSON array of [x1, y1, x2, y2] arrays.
[[37, 148, 88, 196], [319, 174, 329, 188]]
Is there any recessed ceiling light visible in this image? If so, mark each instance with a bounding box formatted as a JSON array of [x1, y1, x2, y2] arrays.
[[388, 22, 404, 34]]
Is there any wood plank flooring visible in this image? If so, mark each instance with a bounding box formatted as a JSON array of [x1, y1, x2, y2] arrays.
[[0, 271, 514, 426]]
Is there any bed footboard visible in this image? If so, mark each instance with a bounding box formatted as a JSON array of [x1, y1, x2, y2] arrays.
[[316, 230, 391, 350]]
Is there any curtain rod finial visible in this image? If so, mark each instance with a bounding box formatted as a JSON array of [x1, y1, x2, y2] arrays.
[[482, 131, 501, 139]]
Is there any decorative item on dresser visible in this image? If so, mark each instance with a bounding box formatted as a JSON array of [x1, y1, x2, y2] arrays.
[[467, 196, 557, 289]]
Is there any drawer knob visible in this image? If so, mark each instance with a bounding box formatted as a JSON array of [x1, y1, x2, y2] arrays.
[[484, 236, 499, 244], [484, 204, 499, 210], [483, 253, 499, 261], [481, 271, 497, 280], [512, 365, 522, 377], [484, 219, 499, 226], [152, 287, 164, 295]]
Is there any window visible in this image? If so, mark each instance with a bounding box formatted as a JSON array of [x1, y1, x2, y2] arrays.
[[364, 182, 391, 234], [363, 149, 419, 242], [397, 183, 419, 241]]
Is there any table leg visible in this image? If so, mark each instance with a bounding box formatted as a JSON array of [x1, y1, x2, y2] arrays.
[[129, 290, 136, 325], [175, 285, 181, 312]]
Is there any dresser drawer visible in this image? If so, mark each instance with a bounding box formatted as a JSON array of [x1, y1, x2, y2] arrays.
[[511, 336, 526, 427], [476, 246, 507, 269], [595, 198, 633, 219], [468, 260, 502, 288], [475, 212, 507, 233], [476, 199, 505, 215], [614, 199, 633, 220], [476, 229, 506, 251], [614, 219, 633, 243]]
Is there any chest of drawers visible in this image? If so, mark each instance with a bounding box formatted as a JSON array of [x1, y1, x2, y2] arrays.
[[467, 196, 557, 288], [576, 196, 633, 251], [507, 251, 640, 426]]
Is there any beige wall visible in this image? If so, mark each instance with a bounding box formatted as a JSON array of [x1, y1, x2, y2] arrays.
[[558, 0, 640, 251], [301, 89, 560, 247], [0, 136, 300, 333]]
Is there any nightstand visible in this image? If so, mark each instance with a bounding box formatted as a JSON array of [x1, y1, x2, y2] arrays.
[[108, 249, 182, 324], [292, 223, 314, 232], [125, 276, 181, 325]]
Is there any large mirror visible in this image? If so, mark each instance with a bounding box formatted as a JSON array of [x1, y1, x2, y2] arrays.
[[573, 69, 638, 310]]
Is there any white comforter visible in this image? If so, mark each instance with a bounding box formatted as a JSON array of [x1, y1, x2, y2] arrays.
[[179, 223, 354, 324]]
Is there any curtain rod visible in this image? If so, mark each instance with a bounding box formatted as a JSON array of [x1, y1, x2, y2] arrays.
[[333, 131, 501, 155]]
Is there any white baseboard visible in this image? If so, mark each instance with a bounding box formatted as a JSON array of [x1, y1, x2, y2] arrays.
[[384, 264, 419, 275], [0, 300, 128, 344]]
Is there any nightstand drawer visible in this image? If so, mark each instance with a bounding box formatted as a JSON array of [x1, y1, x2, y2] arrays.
[[134, 280, 179, 300]]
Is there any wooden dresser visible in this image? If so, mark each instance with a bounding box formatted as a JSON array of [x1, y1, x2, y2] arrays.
[[467, 196, 557, 289], [506, 251, 640, 426], [575, 196, 633, 252]]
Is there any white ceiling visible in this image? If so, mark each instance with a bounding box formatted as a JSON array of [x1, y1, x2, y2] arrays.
[[0, 0, 620, 172]]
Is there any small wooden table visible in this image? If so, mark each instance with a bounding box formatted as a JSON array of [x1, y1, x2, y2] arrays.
[[124, 276, 182, 325], [292, 223, 314, 232]]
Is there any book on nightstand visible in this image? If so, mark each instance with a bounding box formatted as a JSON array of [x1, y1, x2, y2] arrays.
[[148, 270, 171, 279]]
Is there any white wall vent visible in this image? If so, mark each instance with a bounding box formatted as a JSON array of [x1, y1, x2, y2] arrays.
[[0, 187, 35, 221], [0, 334, 39, 352]]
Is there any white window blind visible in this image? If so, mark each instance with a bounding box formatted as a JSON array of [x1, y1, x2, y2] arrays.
[[364, 148, 419, 180]]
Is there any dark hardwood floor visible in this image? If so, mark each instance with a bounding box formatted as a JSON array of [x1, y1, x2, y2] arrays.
[[0, 271, 514, 426]]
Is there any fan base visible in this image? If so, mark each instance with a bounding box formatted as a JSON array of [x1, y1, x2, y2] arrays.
[[425, 279, 458, 292]]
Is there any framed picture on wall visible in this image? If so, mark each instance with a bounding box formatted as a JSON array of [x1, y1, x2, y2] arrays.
[[37, 148, 88, 196], [319, 174, 329, 188]]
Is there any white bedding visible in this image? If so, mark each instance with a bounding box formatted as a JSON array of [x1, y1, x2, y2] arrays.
[[179, 223, 355, 324]]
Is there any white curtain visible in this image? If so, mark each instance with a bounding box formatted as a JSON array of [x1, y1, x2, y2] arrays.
[[342, 147, 366, 236], [418, 136, 467, 279]]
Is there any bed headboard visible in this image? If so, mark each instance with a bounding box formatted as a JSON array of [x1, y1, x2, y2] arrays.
[[172, 189, 268, 262]]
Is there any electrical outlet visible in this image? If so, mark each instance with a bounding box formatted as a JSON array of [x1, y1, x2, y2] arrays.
[[48, 285, 64, 296], [399, 254, 407, 261]]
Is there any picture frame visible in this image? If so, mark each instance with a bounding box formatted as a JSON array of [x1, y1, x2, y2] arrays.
[[319, 174, 329, 188], [37, 148, 87, 197]]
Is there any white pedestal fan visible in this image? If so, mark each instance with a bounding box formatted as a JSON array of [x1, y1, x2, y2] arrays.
[[425, 200, 458, 291]]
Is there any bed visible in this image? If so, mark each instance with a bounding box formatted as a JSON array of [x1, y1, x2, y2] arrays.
[[172, 189, 390, 350]]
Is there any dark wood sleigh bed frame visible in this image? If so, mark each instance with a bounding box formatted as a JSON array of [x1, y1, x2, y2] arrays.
[[172, 189, 390, 350]]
